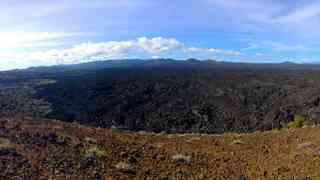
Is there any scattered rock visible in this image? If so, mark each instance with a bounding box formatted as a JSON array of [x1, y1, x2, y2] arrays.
[[297, 142, 313, 150], [115, 162, 135, 174], [171, 154, 192, 164]]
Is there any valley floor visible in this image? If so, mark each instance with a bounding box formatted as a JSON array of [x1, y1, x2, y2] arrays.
[[0, 117, 319, 179]]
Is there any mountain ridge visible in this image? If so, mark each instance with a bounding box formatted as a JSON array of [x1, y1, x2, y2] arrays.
[[7, 58, 320, 73]]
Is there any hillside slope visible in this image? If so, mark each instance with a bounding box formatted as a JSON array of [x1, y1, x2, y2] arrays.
[[0, 117, 320, 179], [3, 60, 320, 134]]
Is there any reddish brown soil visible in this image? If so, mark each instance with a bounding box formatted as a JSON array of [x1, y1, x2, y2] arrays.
[[0, 117, 319, 179]]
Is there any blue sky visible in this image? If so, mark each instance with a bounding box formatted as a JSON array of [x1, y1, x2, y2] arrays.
[[1, 0, 320, 70]]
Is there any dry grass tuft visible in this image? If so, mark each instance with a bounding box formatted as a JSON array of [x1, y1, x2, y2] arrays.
[[230, 139, 246, 145], [0, 137, 13, 148], [115, 162, 134, 172]]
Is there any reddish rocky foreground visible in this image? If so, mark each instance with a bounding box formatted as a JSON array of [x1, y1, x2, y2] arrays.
[[0, 117, 319, 179]]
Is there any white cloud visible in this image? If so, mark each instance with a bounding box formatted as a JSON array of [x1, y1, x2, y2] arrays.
[[0, 0, 149, 19], [0, 32, 85, 49], [275, 2, 320, 24], [281, 57, 316, 64], [206, 0, 320, 32], [265, 41, 310, 52], [136, 37, 184, 53], [243, 41, 311, 52], [0, 37, 243, 70], [185, 47, 221, 53], [207, 0, 284, 23], [242, 43, 261, 51]]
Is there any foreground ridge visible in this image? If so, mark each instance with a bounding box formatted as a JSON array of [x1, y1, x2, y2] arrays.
[[0, 117, 319, 179]]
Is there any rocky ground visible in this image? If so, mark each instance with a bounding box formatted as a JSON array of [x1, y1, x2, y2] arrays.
[[0, 117, 320, 179]]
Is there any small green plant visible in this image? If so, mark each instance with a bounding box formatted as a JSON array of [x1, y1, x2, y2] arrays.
[[287, 115, 307, 129], [230, 139, 246, 145], [56, 134, 71, 144], [84, 137, 97, 144], [0, 137, 12, 148], [84, 146, 107, 158], [115, 162, 133, 171], [110, 125, 121, 133]]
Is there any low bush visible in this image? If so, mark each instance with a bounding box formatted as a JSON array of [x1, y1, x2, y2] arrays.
[[115, 162, 133, 171], [287, 115, 307, 129], [230, 139, 246, 145], [84, 137, 97, 144], [84, 146, 106, 159], [0, 137, 12, 148]]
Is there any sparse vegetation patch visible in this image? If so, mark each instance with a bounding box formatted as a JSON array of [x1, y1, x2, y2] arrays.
[[287, 115, 308, 129]]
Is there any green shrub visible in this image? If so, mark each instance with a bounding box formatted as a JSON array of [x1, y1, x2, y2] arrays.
[[0, 87, 52, 117], [84, 137, 97, 144], [0, 137, 11, 148], [230, 139, 246, 145], [56, 134, 71, 144], [84, 146, 106, 158], [115, 162, 133, 171], [287, 115, 307, 129]]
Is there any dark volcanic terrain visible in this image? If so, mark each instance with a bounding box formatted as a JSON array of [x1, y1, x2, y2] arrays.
[[1, 59, 320, 133]]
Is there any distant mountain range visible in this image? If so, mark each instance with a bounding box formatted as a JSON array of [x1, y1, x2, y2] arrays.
[[17, 59, 320, 73]]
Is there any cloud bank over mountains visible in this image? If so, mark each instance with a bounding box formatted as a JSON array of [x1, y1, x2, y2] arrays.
[[1, 0, 320, 69], [0, 37, 243, 70]]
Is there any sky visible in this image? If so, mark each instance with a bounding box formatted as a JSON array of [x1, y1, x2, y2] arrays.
[[1, 0, 320, 70]]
